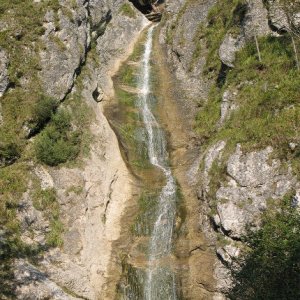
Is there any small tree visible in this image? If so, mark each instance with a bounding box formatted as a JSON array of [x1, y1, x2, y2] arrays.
[[278, 0, 300, 70], [228, 195, 300, 299], [247, 0, 263, 62]]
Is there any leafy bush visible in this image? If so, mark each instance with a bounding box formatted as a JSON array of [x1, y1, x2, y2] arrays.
[[228, 195, 300, 299], [0, 142, 20, 167], [34, 109, 80, 166], [30, 95, 57, 133]]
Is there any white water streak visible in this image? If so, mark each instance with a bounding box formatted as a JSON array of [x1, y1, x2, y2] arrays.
[[137, 26, 177, 300]]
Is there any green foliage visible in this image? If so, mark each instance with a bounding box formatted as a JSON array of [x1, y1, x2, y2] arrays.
[[118, 66, 136, 86], [195, 86, 221, 139], [195, 34, 300, 176], [191, 0, 246, 75], [0, 142, 20, 167], [0, 0, 61, 159], [34, 109, 80, 166], [228, 195, 300, 299], [0, 162, 32, 298], [31, 95, 57, 133], [119, 3, 136, 18]]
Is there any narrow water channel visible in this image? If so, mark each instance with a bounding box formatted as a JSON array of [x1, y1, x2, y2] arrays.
[[139, 26, 177, 300], [107, 24, 180, 299]]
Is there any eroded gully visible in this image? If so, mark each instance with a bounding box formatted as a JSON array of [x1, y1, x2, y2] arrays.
[[104, 24, 216, 300]]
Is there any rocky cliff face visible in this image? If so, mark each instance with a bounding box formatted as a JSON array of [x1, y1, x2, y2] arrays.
[[1, 0, 299, 298], [160, 0, 300, 298], [0, 0, 148, 299]]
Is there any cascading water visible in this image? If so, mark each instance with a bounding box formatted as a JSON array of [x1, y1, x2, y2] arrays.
[[138, 25, 178, 300]]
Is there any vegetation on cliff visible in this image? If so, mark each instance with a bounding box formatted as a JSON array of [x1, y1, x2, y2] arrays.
[[228, 195, 300, 299]]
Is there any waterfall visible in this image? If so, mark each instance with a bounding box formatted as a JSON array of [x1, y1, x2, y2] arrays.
[[138, 25, 178, 300]]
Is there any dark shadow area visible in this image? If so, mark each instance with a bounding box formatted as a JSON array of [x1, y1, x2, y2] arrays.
[[129, 0, 152, 14], [217, 63, 230, 87], [128, 0, 165, 17]]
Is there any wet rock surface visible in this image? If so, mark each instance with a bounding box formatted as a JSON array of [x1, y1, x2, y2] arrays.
[[161, 0, 300, 297]]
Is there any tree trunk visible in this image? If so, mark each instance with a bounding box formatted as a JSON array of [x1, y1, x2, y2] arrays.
[[254, 34, 262, 63], [291, 35, 300, 71]]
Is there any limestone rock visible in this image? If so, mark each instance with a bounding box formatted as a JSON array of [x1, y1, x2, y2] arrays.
[[13, 1, 147, 298], [216, 145, 295, 238], [160, 0, 216, 118], [203, 141, 226, 191], [266, 0, 289, 32], [14, 259, 80, 300], [0, 48, 9, 97], [216, 243, 240, 265], [243, 0, 271, 38], [34, 166, 54, 190], [17, 191, 50, 246], [219, 34, 245, 68], [219, 89, 238, 125], [40, 5, 90, 100]]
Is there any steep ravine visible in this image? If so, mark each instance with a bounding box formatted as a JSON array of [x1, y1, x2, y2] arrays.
[[2, 0, 299, 299], [104, 24, 216, 299]]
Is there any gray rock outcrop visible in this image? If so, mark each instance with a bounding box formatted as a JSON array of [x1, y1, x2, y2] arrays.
[[13, 0, 147, 298], [219, 34, 245, 68], [210, 145, 295, 238], [0, 48, 9, 97]]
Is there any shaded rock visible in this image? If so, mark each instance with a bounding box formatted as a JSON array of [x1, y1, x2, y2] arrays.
[[266, 0, 289, 32], [14, 259, 80, 300], [216, 243, 240, 265], [0, 48, 9, 97], [92, 85, 104, 102]]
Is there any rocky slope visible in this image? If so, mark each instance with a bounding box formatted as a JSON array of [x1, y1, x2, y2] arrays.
[[1, 0, 299, 299], [160, 0, 300, 298], [0, 0, 148, 299]]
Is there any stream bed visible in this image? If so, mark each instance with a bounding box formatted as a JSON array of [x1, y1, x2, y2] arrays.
[[106, 25, 180, 299]]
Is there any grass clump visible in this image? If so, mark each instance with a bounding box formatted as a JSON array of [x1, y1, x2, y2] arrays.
[[119, 3, 136, 18], [195, 34, 300, 175], [228, 193, 300, 299], [191, 0, 246, 75], [0, 142, 20, 167], [30, 95, 58, 134], [32, 188, 63, 247], [34, 109, 80, 166]]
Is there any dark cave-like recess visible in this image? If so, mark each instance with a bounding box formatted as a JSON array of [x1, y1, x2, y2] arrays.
[[128, 0, 164, 15]]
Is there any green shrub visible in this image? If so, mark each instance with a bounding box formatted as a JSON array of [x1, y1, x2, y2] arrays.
[[228, 194, 300, 299], [34, 109, 80, 166], [193, 0, 246, 76], [31, 95, 57, 132], [0, 142, 20, 167]]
